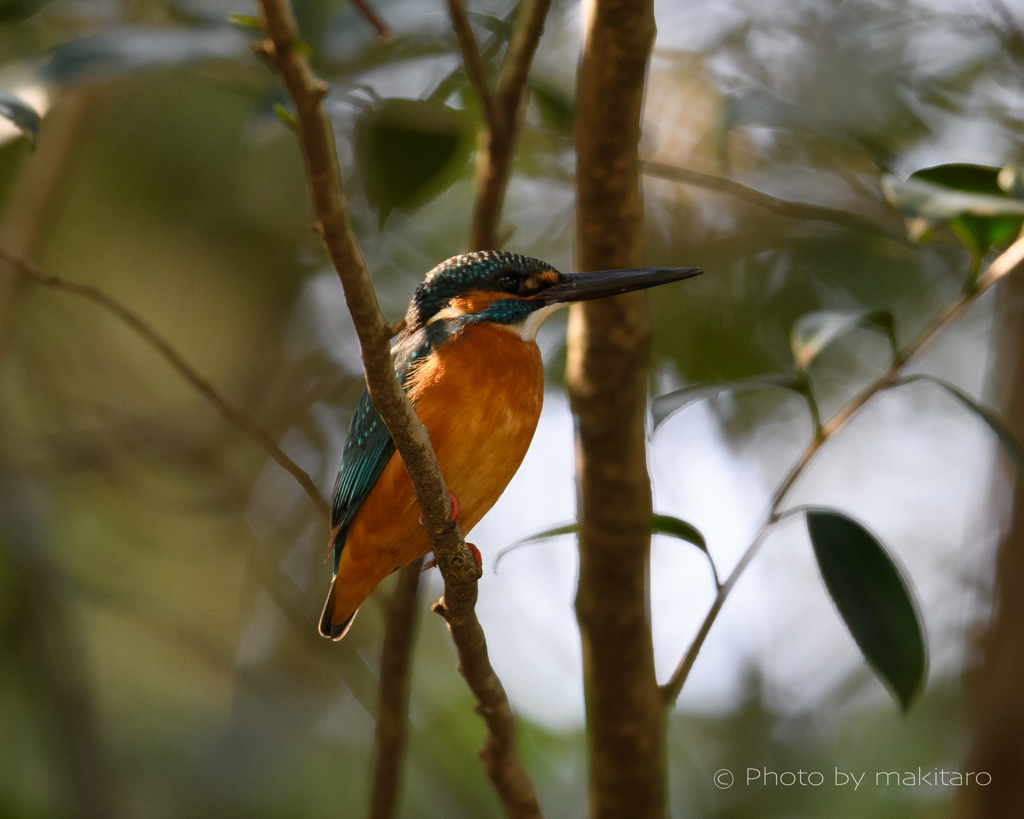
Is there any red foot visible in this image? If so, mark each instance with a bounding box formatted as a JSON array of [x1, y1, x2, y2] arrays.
[[419, 490, 461, 526]]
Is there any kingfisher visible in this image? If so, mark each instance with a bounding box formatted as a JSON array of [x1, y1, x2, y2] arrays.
[[320, 251, 702, 640]]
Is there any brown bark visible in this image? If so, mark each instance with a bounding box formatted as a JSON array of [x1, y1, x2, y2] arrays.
[[464, 0, 552, 251], [368, 558, 423, 819], [568, 1, 664, 818], [959, 271, 1024, 818]]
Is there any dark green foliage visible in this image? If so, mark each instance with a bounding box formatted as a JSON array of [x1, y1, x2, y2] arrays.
[[353, 98, 474, 225], [805, 509, 927, 711]]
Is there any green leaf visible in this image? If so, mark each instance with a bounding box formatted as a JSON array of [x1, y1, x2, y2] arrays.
[[0, 91, 40, 146], [530, 81, 574, 133], [651, 514, 717, 586], [353, 97, 474, 226], [272, 103, 298, 131], [790, 309, 897, 370], [805, 509, 926, 711], [494, 515, 712, 581], [652, 374, 806, 431], [42, 27, 251, 82], [227, 13, 262, 30], [882, 164, 1024, 252], [897, 375, 1024, 473]]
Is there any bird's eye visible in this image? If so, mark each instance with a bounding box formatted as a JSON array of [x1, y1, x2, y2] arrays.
[[496, 273, 520, 294]]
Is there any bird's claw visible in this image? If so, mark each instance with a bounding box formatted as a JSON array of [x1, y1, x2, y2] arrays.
[[418, 490, 461, 526]]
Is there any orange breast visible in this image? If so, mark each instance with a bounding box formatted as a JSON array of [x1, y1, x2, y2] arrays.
[[329, 322, 544, 623]]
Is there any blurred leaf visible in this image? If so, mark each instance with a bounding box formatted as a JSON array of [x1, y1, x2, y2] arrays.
[[882, 164, 1024, 252], [998, 165, 1024, 198], [718, 90, 895, 170], [494, 515, 709, 576], [353, 97, 473, 225], [531, 81, 574, 133], [0, 92, 40, 147], [652, 374, 806, 431], [898, 375, 1024, 473], [227, 13, 262, 30], [790, 310, 897, 370], [272, 103, 297, 131], [0, 0, 44, 24], [805, 509, 926, 711], [42, 27, 252, 82]]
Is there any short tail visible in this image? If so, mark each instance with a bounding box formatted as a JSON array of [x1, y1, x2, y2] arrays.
[[318, 578, 358, 641]]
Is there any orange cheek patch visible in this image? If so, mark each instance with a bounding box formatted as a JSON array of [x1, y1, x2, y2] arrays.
[[450, 290, 500, 314]]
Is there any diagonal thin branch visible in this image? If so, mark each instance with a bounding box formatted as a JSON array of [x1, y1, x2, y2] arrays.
[[254, 3, 542, 817], [446, 0, 498, 132], [0, 248, 331, 521], [641, 159, 910, 244], [431, 586, 541, 818], [660, 232, 1024, 705], [349, 0, 393, 42], [464, 0, 553, 250]]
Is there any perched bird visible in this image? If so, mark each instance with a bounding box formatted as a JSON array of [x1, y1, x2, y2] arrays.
[[320, 251, 702, 640]]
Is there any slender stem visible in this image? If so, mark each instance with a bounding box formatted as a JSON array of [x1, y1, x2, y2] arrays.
[[348, 0, 393, 41], [445, 0, 498, 132], [3, 249, 331, 521], [432, 586, 543, 819], [661, 232, 1024, 706], [641, 159, 910, 245], [255, 2, 541, 815], [465, 0, 552, 250], [368, 558, 423, 819]]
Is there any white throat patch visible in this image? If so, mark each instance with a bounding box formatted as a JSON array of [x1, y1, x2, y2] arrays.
[[503, 302, 566, 341]]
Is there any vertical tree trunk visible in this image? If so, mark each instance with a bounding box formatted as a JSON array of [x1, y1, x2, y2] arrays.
[[958, 272, 1024, 818], [567, 2, 663, 818]]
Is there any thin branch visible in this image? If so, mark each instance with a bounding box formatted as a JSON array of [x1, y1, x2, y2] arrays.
[[254, 3, 542, 816], [445, 0, 498, 132], [661, 232, 1024, 705], [466, 0, 553, 250], [368, 558, 423, 819], [349, 0, 393, 42], [641, 159, 910, 245], [0, 248, 331, 521], [432, 587, 542, 819]]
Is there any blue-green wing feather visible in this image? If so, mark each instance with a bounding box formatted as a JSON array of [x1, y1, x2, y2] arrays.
[[328, 325, 444, 571], [331, 389, 395, 530]]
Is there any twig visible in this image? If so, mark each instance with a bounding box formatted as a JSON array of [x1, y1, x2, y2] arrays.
[[661, 232, 1024, 705], [349, 0, 393, 42], [445, 0, 497, 132], [0, 86, 108, 363], [368, 558, 423, 819], [431, 590, 542, 819], [464, 0, 553, 250], [0, 249, 331, 521], [255, 2, 542, 815], [641, 159, 909, 244]]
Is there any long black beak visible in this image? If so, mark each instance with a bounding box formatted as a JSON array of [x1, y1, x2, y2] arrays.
[[539, 267, 703, 304]]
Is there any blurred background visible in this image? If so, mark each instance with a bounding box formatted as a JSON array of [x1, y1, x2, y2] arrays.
[[0, 0, 1022, 816]]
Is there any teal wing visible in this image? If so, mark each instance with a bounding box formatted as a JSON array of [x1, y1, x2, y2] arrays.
[[329, 388, 395, 570], [328, 323, 445, 572]]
